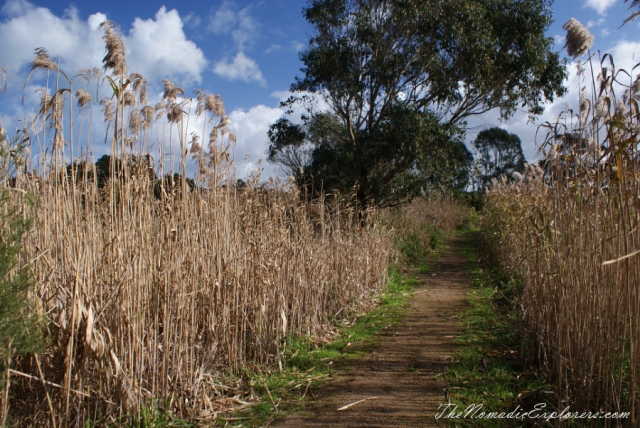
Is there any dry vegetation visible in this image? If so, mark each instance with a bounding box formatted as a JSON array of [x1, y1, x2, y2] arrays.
[[0, 23, 401, 426], [483, 29, 640, 424], [385, 195, 470, 265]]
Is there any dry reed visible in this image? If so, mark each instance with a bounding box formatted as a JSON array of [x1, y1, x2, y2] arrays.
[[483, 25, 640, 424], [0, 25, 395, 426]]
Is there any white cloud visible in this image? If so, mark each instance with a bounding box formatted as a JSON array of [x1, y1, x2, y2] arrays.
[[266, 44, 281, 53], [213, 52, 265, 85], [553, 34, 564, 48], [468, 38, 640, 163], [156, 100, 284, 179], [269, 90, 331, 119], [2, 0, 33, 17], [466, 61, 583, 162], [584, 0, 617, 15], [207, 1, 259, 51], [207, 0, 237, 34], [0, 1, 104, 76], [0, 1, 207, 85], [182, 12, 202, 28], [608, 40, 640, 73], [231, 10, 259, 51], [290, 41, 305, 52], [229, 104, 284, 178], [126, 7, 207, 85]]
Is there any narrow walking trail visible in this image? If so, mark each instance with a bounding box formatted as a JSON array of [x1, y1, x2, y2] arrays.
[[272, 233, 475, 427]]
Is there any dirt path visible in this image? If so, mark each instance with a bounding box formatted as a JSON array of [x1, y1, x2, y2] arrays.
[[272, 233, 475, 427]]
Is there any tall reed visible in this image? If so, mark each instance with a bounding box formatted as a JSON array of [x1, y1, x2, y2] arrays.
[[1, 24, 394, 426], [484, 19, 640, 424]]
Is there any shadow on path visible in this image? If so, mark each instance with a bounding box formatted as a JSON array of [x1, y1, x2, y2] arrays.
[[272, 233, 477, 427]]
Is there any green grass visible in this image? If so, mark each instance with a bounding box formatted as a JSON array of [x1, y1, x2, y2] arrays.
[[443, 235, 555, 428], [86, 399, 196, 427], [398, 225, 445, 265], [215, 268, 419, 427]]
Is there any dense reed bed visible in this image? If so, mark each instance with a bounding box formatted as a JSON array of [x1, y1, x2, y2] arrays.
[[0, 23, 395, 426], [384, 195, 469, 264], [483, 22, 640, 424]]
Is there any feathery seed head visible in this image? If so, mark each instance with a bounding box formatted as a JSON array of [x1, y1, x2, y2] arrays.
[[219, 116, 231, 128], [31, 47, 56, 71], [75, 89, 92, 107], [50, 92, 64, 124], [546, 144, 559, 163], [76, 67, 102, 84], [101, 98, 115, 122], [123, 91, 135, 107], [563, 19, 594, 58], [616, 99, 629, 119], [167, 103, 183, 123], [595, 96, 610, 119], [141, 106, 155, 129], [100, 21, 127, 76], [206, 94, 225, 116], [129, 109, 142, 133], [130, 73, 147, 105], [38, 89, 51, 111], [195, 90, 206, 116], [189, 133, 202, 155], [632, 75, 640, 96], [580, 97, 591, 125], [162, 79, 184, 102], [512, 171, 523, 183], [209, 128, 218, 145], [141, 105, 155, 126], [100, 20, 127, 76]]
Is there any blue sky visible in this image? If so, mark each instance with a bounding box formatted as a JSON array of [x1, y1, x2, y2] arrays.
[[0, 0, 639, 178]]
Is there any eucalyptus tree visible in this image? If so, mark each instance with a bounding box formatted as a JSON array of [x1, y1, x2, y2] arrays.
[[269, 0, 566, 207], [472, 127, 526, 192]]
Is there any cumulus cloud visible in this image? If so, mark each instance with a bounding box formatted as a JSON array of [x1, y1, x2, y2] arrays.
[[0, 1, 104, 75], [467, 38, 640, 163], [584, 0, 617, 15], [229, 104, 284, 178], [213, 52, 265, 85], [0, 1, 207, 85], [0, 0, 212, 170], [608, 40, 640, 72], [126, 7, 207, 85], [158, 100, 284, 179], [466, 62, 582, 162]]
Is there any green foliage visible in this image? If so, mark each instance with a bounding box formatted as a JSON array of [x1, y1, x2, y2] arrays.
[[88, 399, 195, 428], [0, 135, 45, 389], [472, 127, 526, 192], [445, 234, 554, 427], [270, 0, 566, 207], [398, 226, 444, 265]]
